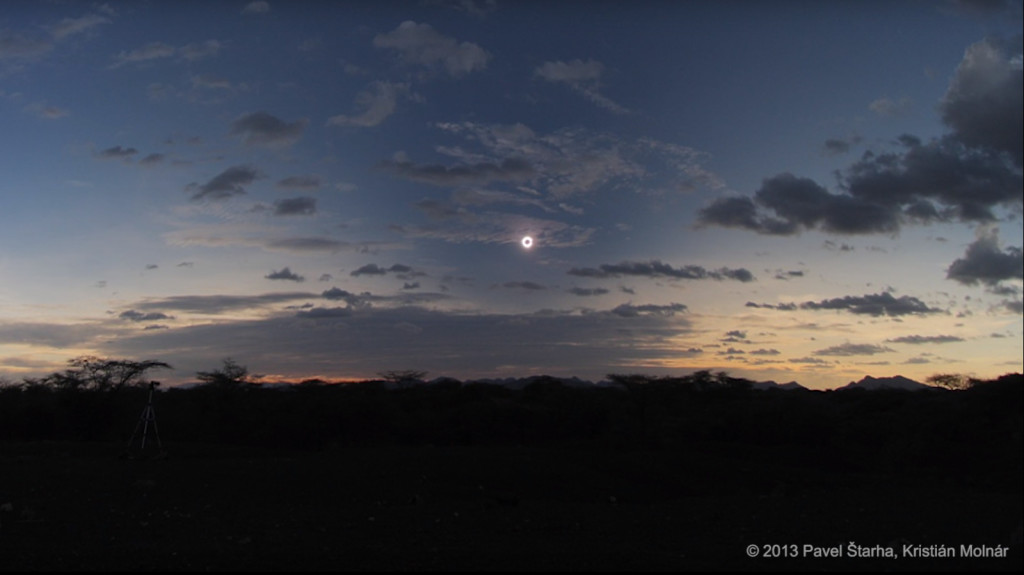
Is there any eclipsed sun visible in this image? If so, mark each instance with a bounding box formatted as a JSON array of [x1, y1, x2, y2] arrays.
[[521, 236, 534, 249]]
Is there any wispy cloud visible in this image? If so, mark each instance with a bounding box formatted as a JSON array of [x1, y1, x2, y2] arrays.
[[535, 59, 628, 114], [373, 21, 489, 77]]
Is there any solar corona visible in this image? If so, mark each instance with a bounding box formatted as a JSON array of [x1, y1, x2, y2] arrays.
[[521, 236, 534, 249]]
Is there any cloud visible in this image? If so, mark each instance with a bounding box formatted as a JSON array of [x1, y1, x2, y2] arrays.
[[119, 310, 174, 322], [0, 30, 53, 64], [567, 260, 755, 282], [946, 225, 1023, 286], [700, 37, 1023, 237], [103, 303, 695, 381], [797, 292, 942, 316], [698, 173, 901, 236], [350, 263, 423, 277], [382, 157, 535, 186], [501, 281, 546, 290], [180, 40, 221, 61], [869, 96, 913, 117], [96, 145, 138, 159], [273, 197, 317, 216], [534, 59, 628, 114], [395, 207, 594, 248], [373, 21, 489, 77], [567, 287, 609, 297], [186, 165, 261, 201], [132, 292, 314, 315], [0, 321, 111, 348], [610, 303, 687, 317], [427, 122, 723, 198], [110, 42, 176, 67], [814, 343, 895, 356], [750, 348, 781, 356], [230, 112, 307, 147], [140, 153, 165, 165], [276, 175, 321, 190], [327, 81, 408, 128], [941, 37, 1023, 167], [823, 138, 853, 155], [886, 334, 964, 344], [351, 264, 388, 277], [265, 267, 305, 282], [243, 1, 270, 14], [49, 14, 110, 40]]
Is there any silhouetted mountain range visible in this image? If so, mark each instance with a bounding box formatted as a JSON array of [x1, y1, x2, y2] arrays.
[[839, 375, 931, 391]]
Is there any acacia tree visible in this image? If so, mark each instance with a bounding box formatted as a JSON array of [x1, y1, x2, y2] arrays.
[[40, 356, 172, 391], [196, 358, 255, 388], [926, 373, 977, 390]]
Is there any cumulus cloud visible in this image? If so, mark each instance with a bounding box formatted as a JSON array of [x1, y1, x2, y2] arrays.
[[265, 267, 305, 282], [327, 81, 408, 128], [350, 263, 423, 277], [230, 112, 307, 147], [119, 310, 173, 322], [886, 334, 964, 344], [610, 302, 687, 317], [946, 226, 1024, 285], [698, 173, 901, 235], [567, 260, 755, 282], [699, 36, 1023, 237], [941, 37, 1023, 167], [373, 21, 489, 77], [534, 59, 628, 114], [814, 343, 895, 356], [756, 292, 942, 316], [186, 165, 261, 201], [273, 197, 317, 216]]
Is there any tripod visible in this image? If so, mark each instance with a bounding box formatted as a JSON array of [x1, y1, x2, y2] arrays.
[[124, 381, 166, 459]]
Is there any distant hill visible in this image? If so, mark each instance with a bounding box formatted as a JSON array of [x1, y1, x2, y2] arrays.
[[839, 375, 933, 391], [751, 380, 807, 391]]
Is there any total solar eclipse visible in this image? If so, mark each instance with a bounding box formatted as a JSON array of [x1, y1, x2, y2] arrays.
[[521, 236, 534, 249]]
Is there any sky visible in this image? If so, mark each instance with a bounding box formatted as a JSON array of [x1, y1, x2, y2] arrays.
[[1, 0, 1021, 389]]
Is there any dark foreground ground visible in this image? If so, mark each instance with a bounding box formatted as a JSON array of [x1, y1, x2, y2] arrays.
[[1, 440, 1020, 571]]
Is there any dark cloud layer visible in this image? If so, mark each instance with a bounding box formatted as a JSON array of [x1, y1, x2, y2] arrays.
[[568, 260, 755, 282], [698, 37, 1023, 236]]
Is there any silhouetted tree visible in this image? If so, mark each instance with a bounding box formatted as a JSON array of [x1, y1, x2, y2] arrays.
[[378, 370, 428, 384], [927, 373, 975, 390], [197, 358, 253, 388], [38, 356, 171, 391]]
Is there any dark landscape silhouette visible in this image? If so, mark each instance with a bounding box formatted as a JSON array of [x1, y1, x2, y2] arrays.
[[0, 358, 1020, 570]]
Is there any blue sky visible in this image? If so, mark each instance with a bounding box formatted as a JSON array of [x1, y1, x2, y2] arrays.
[[1, 0, 1021, 388]]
